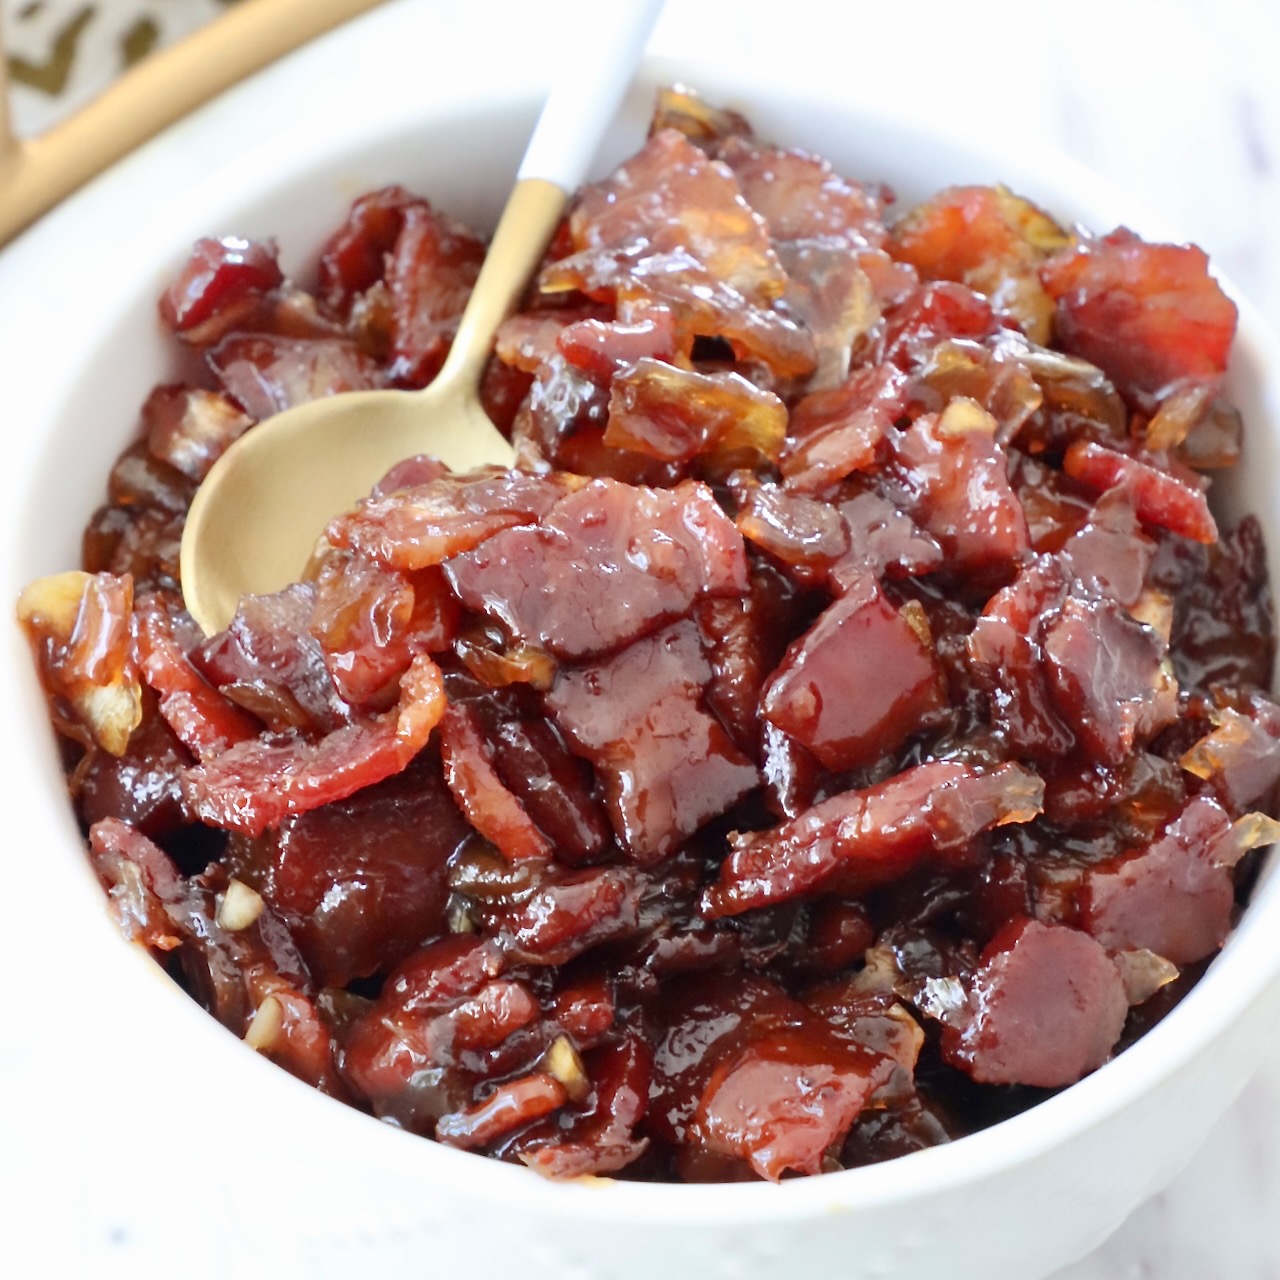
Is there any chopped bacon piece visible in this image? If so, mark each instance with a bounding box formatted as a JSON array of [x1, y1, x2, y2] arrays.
[[541, 130, 815, 380], [339, 936, 537, 1130], [446, 479, 748, 661], [703, 760, 1044, 917], [481, 712, 610, 865], [1058, 491, 1155, 607], [888, 412, 1030, 578], [719, 137, 887, 249], [76, 698, 191, 837], [519, 1036, 652, 1179], [142, 385, 253, 482], [1079, 796, 1237, 965], [133, 593, 259, 759], [941, 919, 1128, 1087], [647, 971, 901, 1180], [437, 1072, 568, 1150], [967, 559, 1076, 761], [231, 749, 470, 986], [439, 703, 553, 861], [1040, 228, 1237, 407], [560, 128, 785, 301], [1043, 593, 1179, 766], [183, 654, 445, 836], [546, 621, 759, 863], [160, 236, 284, 337], [828, 489, 944, 586], [761, 574, 945, 771], [692, 1023, 897, 1181], [317, 185, 419, 315], [889, 185, 1070, 342], [878, 282, 997, 370], [496, 865, 647, 964], [385, 202, 487, 386], [1063, 440, 1217, 545], [781, 364, 908, 491], [329, 468, 580, 571], [194, 585, 350, 734], [604, 359, 787, 464], [207, 333, 381, 421], [734, 486, 849, 568], [557, 310, 677, 380]]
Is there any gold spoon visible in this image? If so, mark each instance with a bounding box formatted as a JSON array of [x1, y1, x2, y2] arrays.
[[180, 1, 663, 635]]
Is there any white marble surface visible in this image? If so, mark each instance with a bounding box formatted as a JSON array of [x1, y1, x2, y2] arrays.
[[4, 1, 1280, 1275]]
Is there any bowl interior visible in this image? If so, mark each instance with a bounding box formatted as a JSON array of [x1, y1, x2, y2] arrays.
[[5, 42, 1280, 1255]]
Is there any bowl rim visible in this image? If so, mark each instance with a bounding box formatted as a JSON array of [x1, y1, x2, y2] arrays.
[[4, 19, 1280, 1229]]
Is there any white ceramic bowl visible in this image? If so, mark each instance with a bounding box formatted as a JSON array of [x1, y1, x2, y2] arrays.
[[4, 6, 1280, 1278]]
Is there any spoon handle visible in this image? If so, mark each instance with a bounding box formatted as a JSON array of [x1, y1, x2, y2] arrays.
[[518, 0, 666, 190], [435, 0, 663, 395]]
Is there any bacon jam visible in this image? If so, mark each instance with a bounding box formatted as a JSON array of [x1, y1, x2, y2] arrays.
[[18, 87, 1280, 1183]]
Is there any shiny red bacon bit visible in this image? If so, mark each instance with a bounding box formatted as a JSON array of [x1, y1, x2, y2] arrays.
[[27, 87, 1280, 1184], [888, 411, 1030, 579], [556, 311, 678, 380], [761, 574, 945, 770], [207, 333, 381, 421], [446, 479, 748, 661], [437, 1073, 568, 1150], [547, 621, 759, 864], [339, 935, 532, 1129], [194, 585, 351, 734], [1040, 229, 1237, 408], [230, 750, 470, 986], [160, 236, 284, 338], [142, 385, 253, 482], [718, 137, 887, 250], [781, 364, 909, 492], [888, 185, 1070, 343], [734, 486, 849, 569], [132, 593, 259, 760], [1043, 593, 1179, 766], [496, 865, 647, 964], [75, 696, 191, 837], [317, 185, 419, 315], [556, 127, 786, 303], [1079, 796, 1237, 966], [694, 1031, 895, 1181], [482, 712, 611, 865], [329, 468, 580, 571], [941, 919, 1128, 1088], [878, 282, 997, 370], [306, 554, 416, 709], [828, 489, 944, 586], [541, 129, 815, 380], [604, 359, 787, 464], [1063, 440, 1217, 545], [183, 654, 445, 836], [439, 703, 553, 862], [968, 559, 1077, 761], [385, 203, 487, 387], [704, 761, 1044, 918], [518, 1035, 651, 1178]]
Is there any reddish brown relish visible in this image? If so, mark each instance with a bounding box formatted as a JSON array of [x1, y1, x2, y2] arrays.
[[19, 87, 1280, 1182]]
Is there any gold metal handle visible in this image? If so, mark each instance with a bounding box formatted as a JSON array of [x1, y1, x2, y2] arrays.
[[0, 0, 385, 249]]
